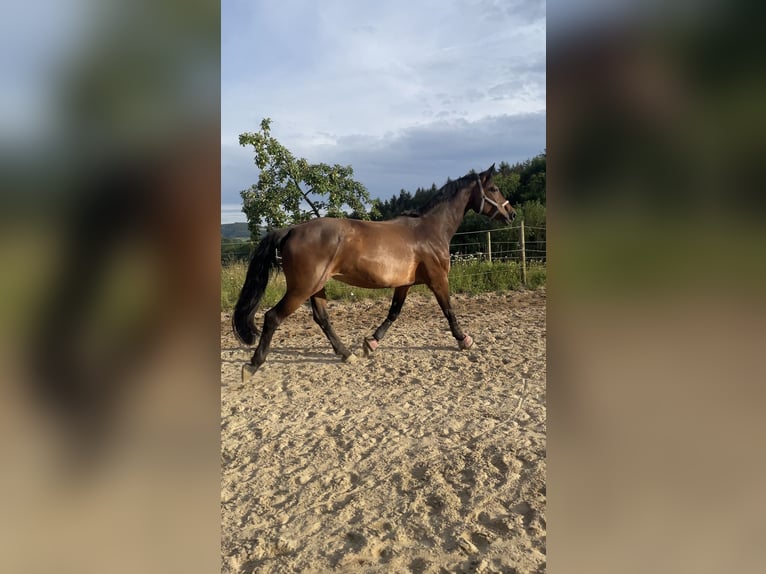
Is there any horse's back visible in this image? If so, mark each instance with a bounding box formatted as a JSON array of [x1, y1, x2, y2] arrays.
[[288, 216, 418, 243], [282, 217, 422, 289]]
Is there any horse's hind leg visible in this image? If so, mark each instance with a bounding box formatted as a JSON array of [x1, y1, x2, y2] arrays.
[[310, 289, 353, 362], [243, 291, 306, 380], [364, 285, 410, 355]]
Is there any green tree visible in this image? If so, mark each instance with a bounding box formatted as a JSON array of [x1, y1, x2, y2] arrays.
[[516, 200, 544, 227], [495, 171, 521, 205], [520, 165, 546, 204], [519, 153, 546, 203], [496, 152, 546, 206], [239, 118, 372, 237]]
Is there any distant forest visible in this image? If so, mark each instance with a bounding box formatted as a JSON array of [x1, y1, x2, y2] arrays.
[[220, 221, 250, 239]]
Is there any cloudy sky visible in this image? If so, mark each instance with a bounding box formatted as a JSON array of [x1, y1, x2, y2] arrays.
[[222, 0, 546, 223]]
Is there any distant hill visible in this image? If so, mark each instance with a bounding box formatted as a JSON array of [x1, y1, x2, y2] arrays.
[[221, 222, 250, 239]]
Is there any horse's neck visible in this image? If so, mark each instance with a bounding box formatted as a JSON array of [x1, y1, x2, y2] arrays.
[[421, 187, 472, 240]]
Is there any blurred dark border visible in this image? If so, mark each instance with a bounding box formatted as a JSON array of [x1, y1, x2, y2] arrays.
[[5, 0, 765, 572], [0, 1, 221, 572], [549, 1, 766, 572]]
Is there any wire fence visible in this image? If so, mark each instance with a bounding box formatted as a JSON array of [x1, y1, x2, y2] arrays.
[[223, 225, 546, 263], [448, 223, 546, 264]]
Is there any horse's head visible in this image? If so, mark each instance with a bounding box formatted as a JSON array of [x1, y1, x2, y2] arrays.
[[473, 164, 516, 224]]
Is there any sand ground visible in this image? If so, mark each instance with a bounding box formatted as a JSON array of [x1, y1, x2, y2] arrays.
[[221, 289, 546, 573]]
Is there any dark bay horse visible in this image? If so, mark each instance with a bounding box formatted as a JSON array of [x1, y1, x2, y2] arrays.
[[233, 164, 515, 380]]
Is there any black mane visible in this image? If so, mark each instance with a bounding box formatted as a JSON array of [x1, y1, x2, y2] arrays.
[[401, 171, 477, 217]]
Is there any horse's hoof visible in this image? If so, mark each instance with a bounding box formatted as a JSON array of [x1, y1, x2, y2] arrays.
[[363, 337, 379, 357], [241, 363, 259, 382], [458, 334, 474, 350], [343, 353, 358, 364]]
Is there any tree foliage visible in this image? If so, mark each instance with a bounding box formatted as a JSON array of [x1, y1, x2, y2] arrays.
[[495, 152, 546, 205], [239, 118, 372, 238]]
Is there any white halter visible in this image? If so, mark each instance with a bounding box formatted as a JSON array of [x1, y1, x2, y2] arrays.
[[476, 174, 510, 220]]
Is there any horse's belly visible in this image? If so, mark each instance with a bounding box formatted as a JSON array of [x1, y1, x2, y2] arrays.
[[332, 258, 416, 289]]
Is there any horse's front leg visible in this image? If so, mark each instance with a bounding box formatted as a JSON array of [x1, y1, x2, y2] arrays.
[[427, 277, 474, 350], [364, 285, 410, 355]]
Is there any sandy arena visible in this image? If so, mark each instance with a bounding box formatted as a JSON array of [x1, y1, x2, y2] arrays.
[[221, 289, 546, 573]]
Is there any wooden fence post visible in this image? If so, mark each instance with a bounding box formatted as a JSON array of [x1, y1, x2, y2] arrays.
[[487, 230, 492, 263], [520, 220, 527, 287]]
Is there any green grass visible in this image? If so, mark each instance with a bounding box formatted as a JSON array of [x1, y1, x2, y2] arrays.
[[221, 260, 546, 311], [526, 261, 547, 290]]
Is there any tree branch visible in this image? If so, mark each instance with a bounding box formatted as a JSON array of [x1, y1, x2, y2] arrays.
[[290, 175, 322, 218]]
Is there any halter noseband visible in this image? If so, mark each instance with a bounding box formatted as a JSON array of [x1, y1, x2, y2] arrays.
[[476, 174, 510, 220]]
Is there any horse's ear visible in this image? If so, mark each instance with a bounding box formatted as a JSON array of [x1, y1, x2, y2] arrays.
[[482, 163, 496, 180]]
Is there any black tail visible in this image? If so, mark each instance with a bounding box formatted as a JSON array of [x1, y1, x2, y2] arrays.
[[232, 228, 290, 345]]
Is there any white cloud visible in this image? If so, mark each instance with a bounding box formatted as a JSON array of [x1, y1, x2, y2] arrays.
[[222, 0, 545, 222]]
